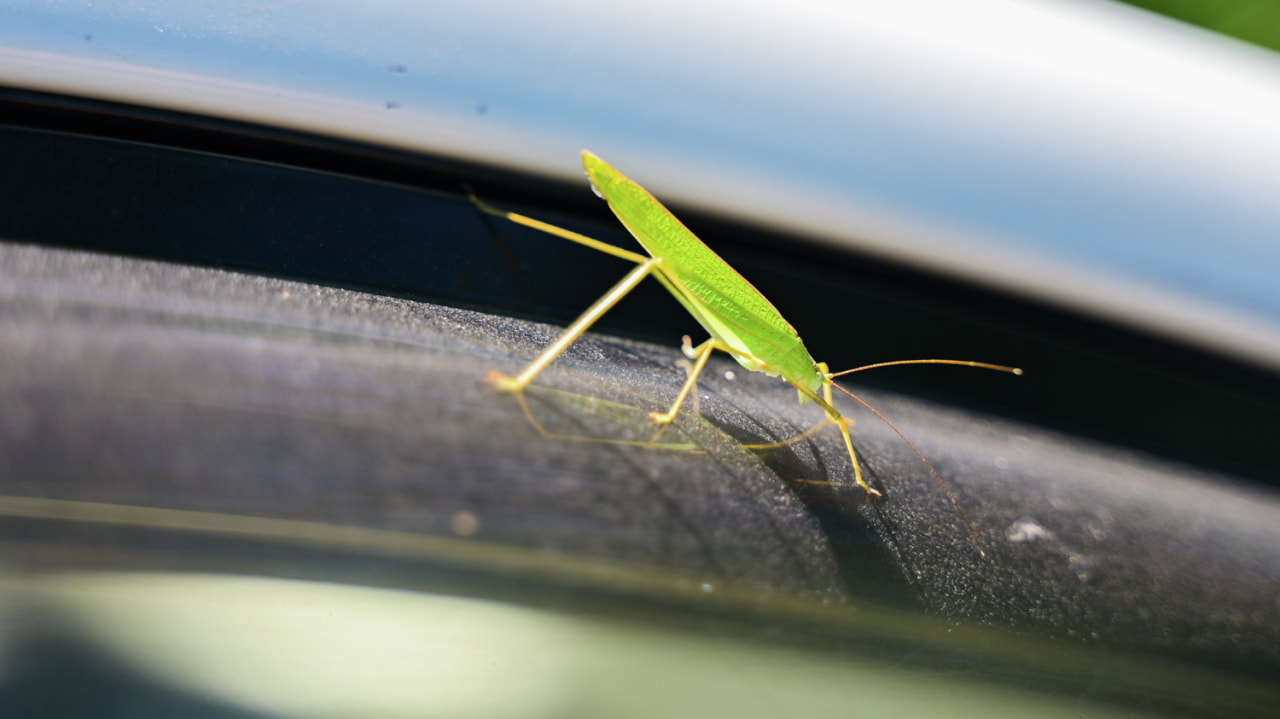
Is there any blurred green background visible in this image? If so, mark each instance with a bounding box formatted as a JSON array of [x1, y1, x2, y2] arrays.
[[1122, 0, 1280, 52]]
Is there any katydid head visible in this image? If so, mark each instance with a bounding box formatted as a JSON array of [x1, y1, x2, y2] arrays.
[[790, 361, 828, 405]]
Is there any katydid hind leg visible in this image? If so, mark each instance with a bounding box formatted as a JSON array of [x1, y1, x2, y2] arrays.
[[488, 258, 657, 392], [467, 190, 650, 265], [469, 189, 718, 443], [470, 189, 660, 394]]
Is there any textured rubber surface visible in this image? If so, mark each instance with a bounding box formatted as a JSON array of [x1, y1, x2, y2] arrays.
[[1, 241, 1278, 692]]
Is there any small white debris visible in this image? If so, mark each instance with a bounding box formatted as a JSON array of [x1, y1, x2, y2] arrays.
[[450, 511, 480, 537], [1006, 518, 1055, 543]]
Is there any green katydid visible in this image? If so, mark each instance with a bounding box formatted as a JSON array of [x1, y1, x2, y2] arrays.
[[475, 150, 1020, 556]]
